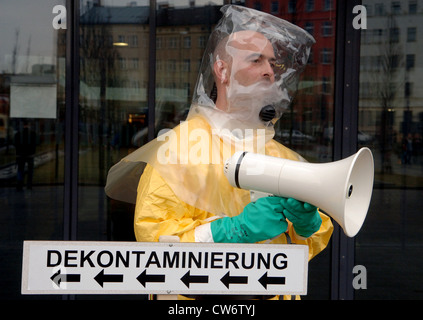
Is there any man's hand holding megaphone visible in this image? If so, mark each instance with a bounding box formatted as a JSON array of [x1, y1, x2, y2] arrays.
[[280, 198, 322, 238], [209, 196, 322, 243]]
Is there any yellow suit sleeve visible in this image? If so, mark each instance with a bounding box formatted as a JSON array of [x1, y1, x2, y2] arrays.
[[134, 164, 215, 242]]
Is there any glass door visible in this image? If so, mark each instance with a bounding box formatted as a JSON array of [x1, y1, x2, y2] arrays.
[[0, 0, 66, 299]]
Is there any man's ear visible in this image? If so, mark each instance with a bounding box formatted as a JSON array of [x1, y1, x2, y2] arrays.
[[213, 60, 229, 84]]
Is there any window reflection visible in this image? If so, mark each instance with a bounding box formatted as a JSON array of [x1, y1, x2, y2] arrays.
[[0, 1, 65, 185], [79, 2, 224, 187], [247, 0, 337, 164], [0, 1, 65, 206], [154, 4, 223, 136], [358, 0, 423, 299], [78, 2, 150, 241], [78, 1, 224, 241], [359, 1, 423, 187], [0, 0, 66, 299]]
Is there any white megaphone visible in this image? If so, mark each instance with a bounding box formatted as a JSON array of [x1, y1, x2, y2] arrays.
[[223, 147, 374, 238]]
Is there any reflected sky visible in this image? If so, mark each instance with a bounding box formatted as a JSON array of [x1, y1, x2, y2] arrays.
[[0, 0, 223, 73], [0, 0, 64, 73]]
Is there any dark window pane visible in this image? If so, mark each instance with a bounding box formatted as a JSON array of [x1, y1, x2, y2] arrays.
[[357, 0, 423, 299]]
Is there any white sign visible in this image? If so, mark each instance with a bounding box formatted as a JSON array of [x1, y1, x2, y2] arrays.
[[22, 241, 308, 296], [10, 79, 57, 119]]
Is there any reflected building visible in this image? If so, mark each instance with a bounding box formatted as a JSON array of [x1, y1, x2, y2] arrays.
[[359, 0, 423, 173], [77, 3, 221, 151], [245, 0, 336, 159]]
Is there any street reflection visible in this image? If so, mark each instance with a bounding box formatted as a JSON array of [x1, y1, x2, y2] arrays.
[[357, 0, 423, 300]]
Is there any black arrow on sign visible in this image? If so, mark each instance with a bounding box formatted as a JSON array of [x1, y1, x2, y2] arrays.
[[258, 272, 285, 289], [137, 270, 166, 287], [94, 269, 124, 287], [181, 270, 209, 288], [220, 271, 248, 289], [50, 269, 81, 287]]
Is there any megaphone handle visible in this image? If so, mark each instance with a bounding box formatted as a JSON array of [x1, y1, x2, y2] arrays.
[[250, 190, 274, 202]]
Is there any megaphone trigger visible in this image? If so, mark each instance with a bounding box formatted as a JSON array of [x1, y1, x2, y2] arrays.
[[249, 190, 274, 202]]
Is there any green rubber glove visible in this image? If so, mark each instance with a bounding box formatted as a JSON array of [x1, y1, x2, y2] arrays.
[[210, 197, 288, 243], [280, 197, 322, 238]]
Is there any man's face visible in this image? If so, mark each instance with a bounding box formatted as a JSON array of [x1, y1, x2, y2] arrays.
[[212, 30, 285, 124], [226, 31, 276, 87]]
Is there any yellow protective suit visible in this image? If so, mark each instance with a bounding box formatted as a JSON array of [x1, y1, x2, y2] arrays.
[[134, 113, 333, 262]]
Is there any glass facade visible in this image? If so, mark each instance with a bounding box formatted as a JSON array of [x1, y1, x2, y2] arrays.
[[356, 0, 423, 299], [0, 0, 421, 300]]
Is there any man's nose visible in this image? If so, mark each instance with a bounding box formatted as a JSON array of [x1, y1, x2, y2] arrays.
[[262, 61, 275, 81]]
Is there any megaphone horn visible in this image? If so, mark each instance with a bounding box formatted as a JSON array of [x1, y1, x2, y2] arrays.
[[223, 148, 374, 238]]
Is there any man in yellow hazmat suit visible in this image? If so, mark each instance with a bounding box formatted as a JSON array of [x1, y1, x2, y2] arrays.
[[105, 5, 333, 300]]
